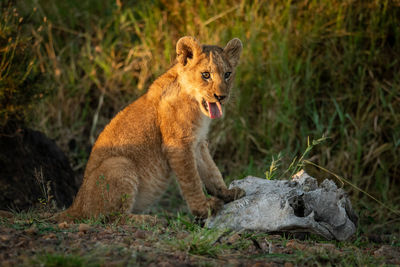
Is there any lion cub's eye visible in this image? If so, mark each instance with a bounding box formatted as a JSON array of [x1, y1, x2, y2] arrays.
[[224, 72, 232, 80], [201, 72, 211, 80]]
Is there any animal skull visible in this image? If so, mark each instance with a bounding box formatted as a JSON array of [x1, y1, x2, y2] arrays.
[[207, 170, 358, 241]]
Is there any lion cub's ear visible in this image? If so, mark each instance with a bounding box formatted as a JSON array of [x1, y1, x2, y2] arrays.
[[176, 36, 202, 66], [223, 38, 243, 67]]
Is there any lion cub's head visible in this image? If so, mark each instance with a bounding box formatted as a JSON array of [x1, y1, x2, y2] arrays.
[[176, 36, 242, 119]]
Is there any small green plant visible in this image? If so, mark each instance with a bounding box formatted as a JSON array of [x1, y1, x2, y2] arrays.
[[76, 215, 108, 227], [121, 193, 130, 203], [175, 226, 228, 257], [34, 167, 55, 211], [285, 136, 327, 177], [265, 152, 282, 180], [265, 136, 327, 180], [173, 213, 198, 232], [34, 253, 99, 267], [166, 214, 230, 257]]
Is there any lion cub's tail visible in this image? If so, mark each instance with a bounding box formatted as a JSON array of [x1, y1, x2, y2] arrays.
[[51, 207, 79, 223]]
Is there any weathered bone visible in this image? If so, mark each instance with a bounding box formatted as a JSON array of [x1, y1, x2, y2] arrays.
[[207, 170, 358, 241]]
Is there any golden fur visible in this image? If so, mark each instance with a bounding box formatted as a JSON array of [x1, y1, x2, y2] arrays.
[[57, 36, 244, 221]]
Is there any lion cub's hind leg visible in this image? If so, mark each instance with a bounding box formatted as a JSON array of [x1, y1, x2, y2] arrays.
[[80, 156, 139, 218]]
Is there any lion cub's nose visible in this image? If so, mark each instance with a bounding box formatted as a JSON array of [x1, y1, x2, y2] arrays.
[[214, 94, 227, 102]]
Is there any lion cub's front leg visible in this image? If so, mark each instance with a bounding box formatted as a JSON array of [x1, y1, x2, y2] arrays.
[[196, 141, 245, 203], [165, 145, 224, 218]]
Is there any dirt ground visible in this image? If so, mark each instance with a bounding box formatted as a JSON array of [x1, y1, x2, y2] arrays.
[[0, 211, 399, 267]]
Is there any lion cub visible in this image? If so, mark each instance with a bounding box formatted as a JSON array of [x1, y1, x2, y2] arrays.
[[58, 36, 245, 221]]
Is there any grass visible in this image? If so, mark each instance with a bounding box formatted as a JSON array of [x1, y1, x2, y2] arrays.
[[1, 0, 399, 237], [169, 215, 229, 257], [0, 208, 395, 266], [0, 3, 46, 128], [34, 253, 99, 267], [175, 227, 228, 257]]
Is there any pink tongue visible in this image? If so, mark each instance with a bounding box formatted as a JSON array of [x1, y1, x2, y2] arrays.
[[207, 102, 222, 119]]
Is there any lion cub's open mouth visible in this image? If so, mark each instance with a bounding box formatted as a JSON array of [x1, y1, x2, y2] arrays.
[[202, 98, 223, 119]]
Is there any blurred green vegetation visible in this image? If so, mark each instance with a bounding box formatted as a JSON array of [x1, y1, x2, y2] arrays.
[[1, 0, 399, 233], [0, 3, 46, 129]]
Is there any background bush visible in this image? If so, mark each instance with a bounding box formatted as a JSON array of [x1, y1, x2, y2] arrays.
[[2, 0, 399, 233], [0, 3, 46, 129]]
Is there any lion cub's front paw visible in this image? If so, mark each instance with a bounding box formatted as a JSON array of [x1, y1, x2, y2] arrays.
[[220, 187, 246, 203], [191, 196, 224, 218]]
